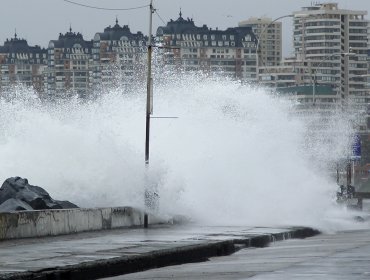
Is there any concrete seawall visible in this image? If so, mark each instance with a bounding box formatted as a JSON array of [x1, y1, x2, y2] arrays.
[[0, 207, 163, 240]]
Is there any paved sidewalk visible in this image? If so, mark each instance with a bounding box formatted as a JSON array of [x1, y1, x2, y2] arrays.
[[104, 229, 370, 280], [0, 224, 318, 279]]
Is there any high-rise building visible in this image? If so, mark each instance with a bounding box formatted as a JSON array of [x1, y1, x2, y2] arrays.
[[0, 33, 47, 95], [293, 2, 369, 108], [156, 11, 258, 81], [47, 28, 93, 98], [238, 17, 282, 67], [257, 64, 296, 88], [92, 19, 146, 91]]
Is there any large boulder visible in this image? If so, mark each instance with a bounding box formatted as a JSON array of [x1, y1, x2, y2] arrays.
[[0, 198, 33, 211], [55, 200, 79, 209], [0, 177, 78, 212]]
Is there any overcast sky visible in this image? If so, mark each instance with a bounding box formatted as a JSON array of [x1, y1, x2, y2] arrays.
[[1, 0, 370, 56]]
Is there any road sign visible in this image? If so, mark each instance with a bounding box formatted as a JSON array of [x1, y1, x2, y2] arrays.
[[351, 134, 361, 160]]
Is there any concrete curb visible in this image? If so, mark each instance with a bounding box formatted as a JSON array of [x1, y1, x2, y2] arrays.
[[0, 227, 320, 280], [0, 207, 166, 240]]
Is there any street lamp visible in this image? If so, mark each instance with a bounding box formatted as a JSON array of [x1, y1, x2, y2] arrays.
[[255, 14, 310, 82], [255, 15, 293, 80], [144, 0, 155, 228], [312, 52, 354, 107]]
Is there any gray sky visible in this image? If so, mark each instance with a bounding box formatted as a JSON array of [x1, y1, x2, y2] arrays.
[[1, 0, 370, 56]]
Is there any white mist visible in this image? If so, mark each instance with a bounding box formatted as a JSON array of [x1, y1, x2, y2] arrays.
[[0, 75, 367, 231]]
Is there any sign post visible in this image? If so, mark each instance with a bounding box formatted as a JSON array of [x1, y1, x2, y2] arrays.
[[349, 134, 361, 186]]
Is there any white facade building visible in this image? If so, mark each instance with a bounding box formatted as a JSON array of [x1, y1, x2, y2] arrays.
[[0, 34, 47, 96], [293, 2, 369, 107], [92, 19, 146, 91], [156, 12, 258, 81], [47, 28, 93, 98]]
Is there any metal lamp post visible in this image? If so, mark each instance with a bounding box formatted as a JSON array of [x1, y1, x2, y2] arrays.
[[142, 2, 179, 227], [255, 14, 312, 82], [255, 15, 293, 81], [144, 0, 154, 228]]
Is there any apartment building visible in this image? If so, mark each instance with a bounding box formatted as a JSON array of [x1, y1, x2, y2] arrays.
[[92, 19, 146, 91], [258, 65, 296, 88], [293, 2, 369, 107], [238, 17, 282, 67], [0, 33, 47, 95], [156, 11, 258, 81], [47, 28, 93, 98]]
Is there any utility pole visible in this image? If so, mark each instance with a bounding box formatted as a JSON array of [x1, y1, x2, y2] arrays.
[[336, 163, 339, 185], [144, 0, 154, 228], [346, 160, 351, 187]]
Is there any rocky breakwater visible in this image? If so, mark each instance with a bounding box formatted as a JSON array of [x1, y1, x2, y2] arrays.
[[0, 177, 78, 212], [0, 178, 153, 239]]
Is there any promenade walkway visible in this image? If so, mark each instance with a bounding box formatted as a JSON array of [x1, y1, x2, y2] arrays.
[[0, 224, 317, 279], [105, 228, 370, 280]]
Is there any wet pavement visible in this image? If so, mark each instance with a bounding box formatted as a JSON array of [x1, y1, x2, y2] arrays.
[[0, 224, 317, 279], [103, 229, 370, 280]]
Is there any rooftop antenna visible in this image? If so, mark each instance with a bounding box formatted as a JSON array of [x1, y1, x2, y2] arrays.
[[14, 28, 17, 39], [69, 23, 72, 33], [179, 7, 182, 18]]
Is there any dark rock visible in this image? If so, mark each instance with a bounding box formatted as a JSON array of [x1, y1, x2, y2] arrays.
[[354, 216, 365, 222], [0, 177, 79, 211], [0, 177, 30, 204], [55, 200, 79, 209], [0, 177, 56, 210], [0, 198, 33, 212]]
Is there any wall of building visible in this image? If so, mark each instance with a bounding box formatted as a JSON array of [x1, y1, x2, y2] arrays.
[[293, 3, 368, 106], [238, 17, 282, 67], [156, 14, 258, 81]]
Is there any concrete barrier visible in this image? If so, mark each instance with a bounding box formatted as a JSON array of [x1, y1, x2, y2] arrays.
[[0, 207, 165, 240]]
